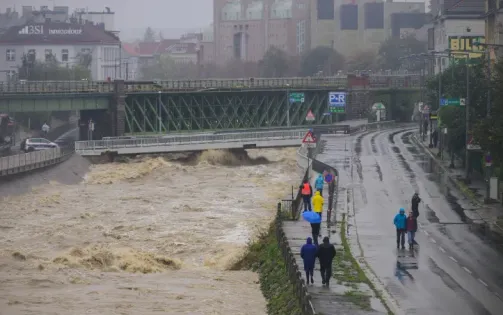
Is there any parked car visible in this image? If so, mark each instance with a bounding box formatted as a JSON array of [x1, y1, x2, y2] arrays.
[[20, 138, 59, 152]]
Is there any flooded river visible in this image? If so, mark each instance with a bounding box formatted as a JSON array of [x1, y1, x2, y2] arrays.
[[0, 148, 299, 315]]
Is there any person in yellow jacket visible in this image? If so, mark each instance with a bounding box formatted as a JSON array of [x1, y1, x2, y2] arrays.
[[312, 191, 324, 218]]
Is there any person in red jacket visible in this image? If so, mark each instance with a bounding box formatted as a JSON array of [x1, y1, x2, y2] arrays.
[[299, 179, 313, 212], [406, 212, 418, 250]]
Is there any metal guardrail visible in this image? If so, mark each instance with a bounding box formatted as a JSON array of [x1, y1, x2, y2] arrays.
[[0, 75, 422, 94], [75, 130, 306, 153], [0, 147, 72, 176]]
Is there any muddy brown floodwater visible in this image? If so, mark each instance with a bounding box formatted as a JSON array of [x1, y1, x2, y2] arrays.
[[0, 148, 299, 315]]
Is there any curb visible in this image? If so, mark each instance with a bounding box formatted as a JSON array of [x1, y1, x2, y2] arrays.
[[342, 188, 404, 315]]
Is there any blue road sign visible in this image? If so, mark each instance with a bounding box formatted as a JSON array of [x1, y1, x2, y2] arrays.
[[324, 173, 334, 183], [440, 98, 447, 106], [328, 92, 346, 113]]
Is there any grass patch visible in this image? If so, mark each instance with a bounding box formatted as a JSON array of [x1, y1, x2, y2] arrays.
[[232, 222, 302, 315], [334, 213, 395, 315], [344, 290, 372, 310], [455, 179, 478, 201]]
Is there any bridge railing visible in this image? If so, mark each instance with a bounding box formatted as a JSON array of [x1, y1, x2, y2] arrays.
[[0, 147, 73, 176], [75, 129, 306, 152], [0, 80, 114, 94]]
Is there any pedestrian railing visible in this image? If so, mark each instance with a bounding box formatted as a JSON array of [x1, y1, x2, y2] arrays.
[[0, 80, 114, 95], [275, 203, 316, 315], [0, 147, 73, 176], [75, 130, 307, 153]]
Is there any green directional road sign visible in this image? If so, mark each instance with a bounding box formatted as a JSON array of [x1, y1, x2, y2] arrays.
[[289, 92, 305, 103], [440, 98, 465, 107]]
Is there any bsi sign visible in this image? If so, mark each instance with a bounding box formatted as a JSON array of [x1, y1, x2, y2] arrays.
[[18, 25, 43, 35]]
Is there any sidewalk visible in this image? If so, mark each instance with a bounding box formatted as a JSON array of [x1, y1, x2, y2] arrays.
[[413, 133, 503, 240], [282, 173, 387, 315]]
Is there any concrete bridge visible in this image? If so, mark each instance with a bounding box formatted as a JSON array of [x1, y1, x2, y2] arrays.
[[0, 75, 422, 139]]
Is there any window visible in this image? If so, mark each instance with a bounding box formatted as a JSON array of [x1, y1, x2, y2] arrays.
[[45, 49, 52, 62], [317, 0, 334, 20], [61, 49, 69, 62], [6, 49, 16, 61], [296, 20, 306, 54], [340, 5, 358, 30], [27, 49, 36, 63], [6, 70, 16, 81], [81, 48, 91, 54], [364, 3, 384, 29]]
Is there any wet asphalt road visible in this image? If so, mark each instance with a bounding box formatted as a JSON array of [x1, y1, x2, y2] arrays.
[[317, 127, 503, 315]]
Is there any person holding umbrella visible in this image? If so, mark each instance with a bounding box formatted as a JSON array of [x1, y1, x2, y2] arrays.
[[300, 237, 317, 285], [302, 210, 322, 246]]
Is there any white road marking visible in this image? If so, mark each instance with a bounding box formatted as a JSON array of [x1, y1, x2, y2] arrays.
[[449, 256, 458, 263], [423, 230, 429, 236], [462, 267, 472, 274], [430, 238, 437, 244], [478, 279, 488, 287], [438, 246, 446, 253]]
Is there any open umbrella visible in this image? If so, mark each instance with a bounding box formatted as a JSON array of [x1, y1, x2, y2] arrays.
[[302, 211, 321, 224]]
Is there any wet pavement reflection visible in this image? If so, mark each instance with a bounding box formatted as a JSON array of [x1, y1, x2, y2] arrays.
[[318, 127, 503, 315]]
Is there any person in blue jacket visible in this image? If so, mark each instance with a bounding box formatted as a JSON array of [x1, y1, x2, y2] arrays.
[[300, 237, 317, 284], [393, 208, 407, 249], [315, 174, 324, 196]]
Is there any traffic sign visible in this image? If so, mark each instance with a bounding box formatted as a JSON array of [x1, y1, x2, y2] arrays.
[[302, 130, 316, 144], [440, 98, 465, 106], [324, 173, 334, 183], [289, 92, 305, 103], [328, 92, 346, 113], [306, 110, 315, 121], [467, 135, 481, 150]]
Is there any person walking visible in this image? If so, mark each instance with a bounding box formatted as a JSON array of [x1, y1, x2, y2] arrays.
[[406, 212, 418, 250], [315, 174, 324, 196], [301, 237, 317, 285], [312, 191, 324, 219], [316, 236, 336, 286], [310, 222, 321, 246], [411, 193, 421, 218], [300, 179, 313, 212], [393, 208, 407, 249]]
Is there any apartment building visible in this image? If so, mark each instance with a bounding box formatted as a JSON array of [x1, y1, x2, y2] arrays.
[[485, 0, 503, 59], [213, 0, 311, 65], [311, 0, 426, 58]]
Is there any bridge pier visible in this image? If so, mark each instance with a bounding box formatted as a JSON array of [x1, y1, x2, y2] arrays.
[[112, 80, 126, 137]]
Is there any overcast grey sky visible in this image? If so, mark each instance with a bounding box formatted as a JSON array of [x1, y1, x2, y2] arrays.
[[1, 0, 428, 39], [1, 0, 213, 39]]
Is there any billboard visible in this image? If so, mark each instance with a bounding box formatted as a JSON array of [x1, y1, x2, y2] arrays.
[[328, 92, 346, 113], [448, 36, 485, 59]]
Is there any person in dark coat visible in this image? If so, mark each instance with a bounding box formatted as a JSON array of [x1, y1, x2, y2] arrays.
[[300, 237, 317, 284], [316, 236, 336, 286], [406, 212, 418, 250], [310, 222, 321, 246], [411, 193, 421, 218]]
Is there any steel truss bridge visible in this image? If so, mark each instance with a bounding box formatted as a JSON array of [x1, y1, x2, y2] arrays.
[[0, 75, 422, 135]]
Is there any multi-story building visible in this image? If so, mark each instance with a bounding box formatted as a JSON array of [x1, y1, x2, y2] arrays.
[[427, 0, 486, 74], [485, 0, 503, 58], [311, 0, 426, 58], [201, 24, 216, 65], [213, 0, 311, 65], [0, 21, 121, 81]]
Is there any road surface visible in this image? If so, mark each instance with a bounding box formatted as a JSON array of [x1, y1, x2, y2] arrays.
[[317, 127, 503, 315]]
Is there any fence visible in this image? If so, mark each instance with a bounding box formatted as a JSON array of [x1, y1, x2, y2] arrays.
[[275, 202, 316, 315], [0, 147, 73, 176]]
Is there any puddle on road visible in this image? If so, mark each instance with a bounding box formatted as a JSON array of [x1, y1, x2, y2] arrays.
[[388, 131, 402, 144], [406, 146, 419, 155], [371, 133, 379, 154], [374, 163, 383, 182], [446, 192, 468, 223], [391, 146, 400, 153], [401, 132, 413, 145], [424, 204, 440, 223]]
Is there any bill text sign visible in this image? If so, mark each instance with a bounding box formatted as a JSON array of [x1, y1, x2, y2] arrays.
[[448, 36, 485, 59]]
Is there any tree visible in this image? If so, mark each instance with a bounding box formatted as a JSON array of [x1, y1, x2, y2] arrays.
[[473, 59, 503, 170], [377, 35, 427, 70], [300, 46, 345, 76], [143, 27, 156, 42], [259, 46, 289, 77], [347, 50, 378, 72]]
